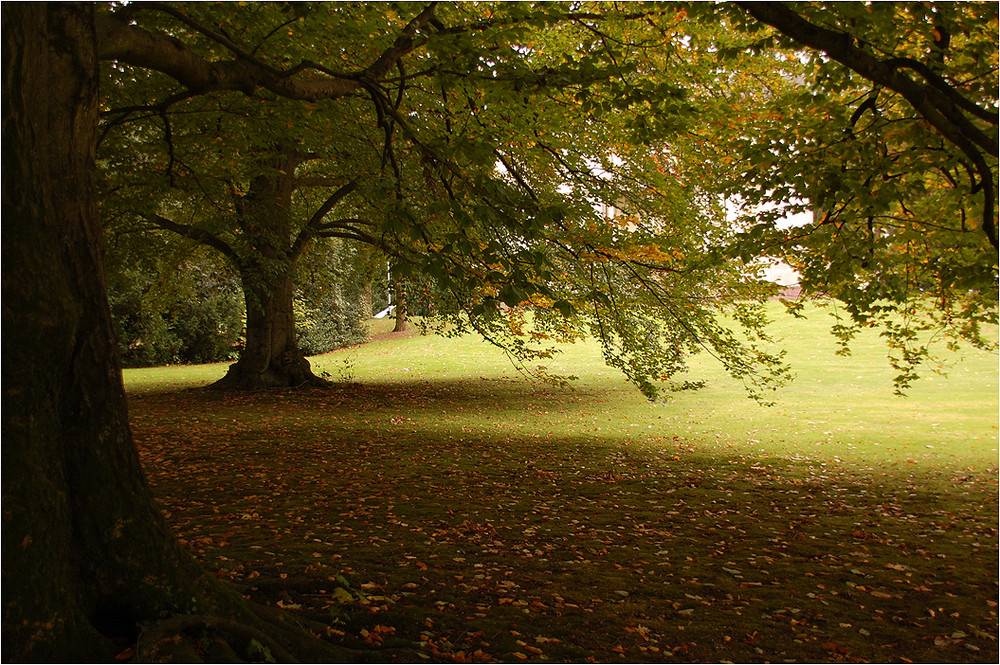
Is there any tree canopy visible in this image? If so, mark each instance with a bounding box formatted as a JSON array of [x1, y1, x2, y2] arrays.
[[714, 1, 999, 390], [97, 2, 793, 398], [97, 1, 997, 396]]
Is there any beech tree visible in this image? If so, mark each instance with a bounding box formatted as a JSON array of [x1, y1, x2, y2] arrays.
[[2, 4, 763, 659], [133, 154, 367, 389], [3, 2, 995, 661], [96, 2, 788, 396], [734, 1, 997, 248], [100, 32, 384, 387]]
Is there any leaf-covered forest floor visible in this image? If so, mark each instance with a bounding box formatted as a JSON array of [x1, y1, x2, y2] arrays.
[[127, 315, 998, 663]]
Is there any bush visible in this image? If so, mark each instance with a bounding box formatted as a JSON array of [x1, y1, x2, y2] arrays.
[[294, 290, 369, 355], [106, 238, 245, 367], [295, 242, 371, 355], [168, 266, 245, 364], [107, 235, 373, 366]]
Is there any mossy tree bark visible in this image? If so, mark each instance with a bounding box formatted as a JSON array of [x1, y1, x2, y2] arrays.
[[391, 265, 408, 333], [213, 157, 331, 390], [147, 149, 334, 391]]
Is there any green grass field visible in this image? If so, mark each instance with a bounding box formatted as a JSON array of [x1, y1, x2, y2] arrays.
[[124, 303, 998, 663]]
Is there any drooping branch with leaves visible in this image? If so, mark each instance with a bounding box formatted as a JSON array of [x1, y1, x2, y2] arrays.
[[683, 1, 998, 391], [733, 1, 998, 249], [99, 2, 792, 398]]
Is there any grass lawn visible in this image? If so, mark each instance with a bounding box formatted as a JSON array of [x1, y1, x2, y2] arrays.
[[125, 303, 998, 663]]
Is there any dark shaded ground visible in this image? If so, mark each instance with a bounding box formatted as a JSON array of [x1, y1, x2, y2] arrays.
[[130, 382, 999, 663]]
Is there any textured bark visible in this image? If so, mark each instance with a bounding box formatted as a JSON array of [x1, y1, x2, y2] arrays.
[[212, 151, 330, 390], [391, 266, 409, 333], [1, 6, 394, 661], [393, 288, 409, 333], [214, 268, 329, 389], [2, 5, 256, 660]]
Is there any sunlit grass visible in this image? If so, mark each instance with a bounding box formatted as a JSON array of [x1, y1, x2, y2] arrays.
[[312, 303, 999, 471], [125, 302, 999, 472]]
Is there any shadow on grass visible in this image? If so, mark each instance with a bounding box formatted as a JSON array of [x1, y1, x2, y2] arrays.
[[129, 380, 999, 664]]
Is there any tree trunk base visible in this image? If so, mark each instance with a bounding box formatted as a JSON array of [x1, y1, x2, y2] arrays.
[[211, 354, 330, 391], [133, 603, 389, 663]]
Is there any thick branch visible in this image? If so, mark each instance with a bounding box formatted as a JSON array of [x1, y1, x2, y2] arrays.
[[134, 3, 289, 79], [883, 56, 999, 125], [734, 2, 997, 157], [140, 212, 240, 264], [735, 1, 999, 249], [95, 3, 439, 100], [290, 179, 360, 259], [312, 228, 380, 246]]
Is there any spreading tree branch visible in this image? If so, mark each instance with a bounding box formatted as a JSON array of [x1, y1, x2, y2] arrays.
[[291, 178, 361, 259], [96, 3, 440, 100], [734, 1, 999, 249], [139, 212, 240, 265]]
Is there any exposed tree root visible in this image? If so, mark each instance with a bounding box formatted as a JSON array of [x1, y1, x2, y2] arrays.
[[136, 614, 300, 663]]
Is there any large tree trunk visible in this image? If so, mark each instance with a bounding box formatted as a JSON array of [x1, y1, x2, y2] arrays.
[[1, 5, 240, 660], [1, 6, 346, 661], [213, 266, 329, 389], [391, 266, 409, 333]]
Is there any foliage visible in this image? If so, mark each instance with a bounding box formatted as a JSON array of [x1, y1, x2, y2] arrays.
[[104, 229, 375, 365], [98, 5, 388, 384], [687, 1, 999, 392], [95, 2, 793, 401], [106, 233, 245, 366], [294, 241, 372, 356], [6, 2, 994, 660], [95, 1, 997, 396]]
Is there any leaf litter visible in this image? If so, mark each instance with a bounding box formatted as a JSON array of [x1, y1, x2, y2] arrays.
[[130, 380, 998, 663]]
